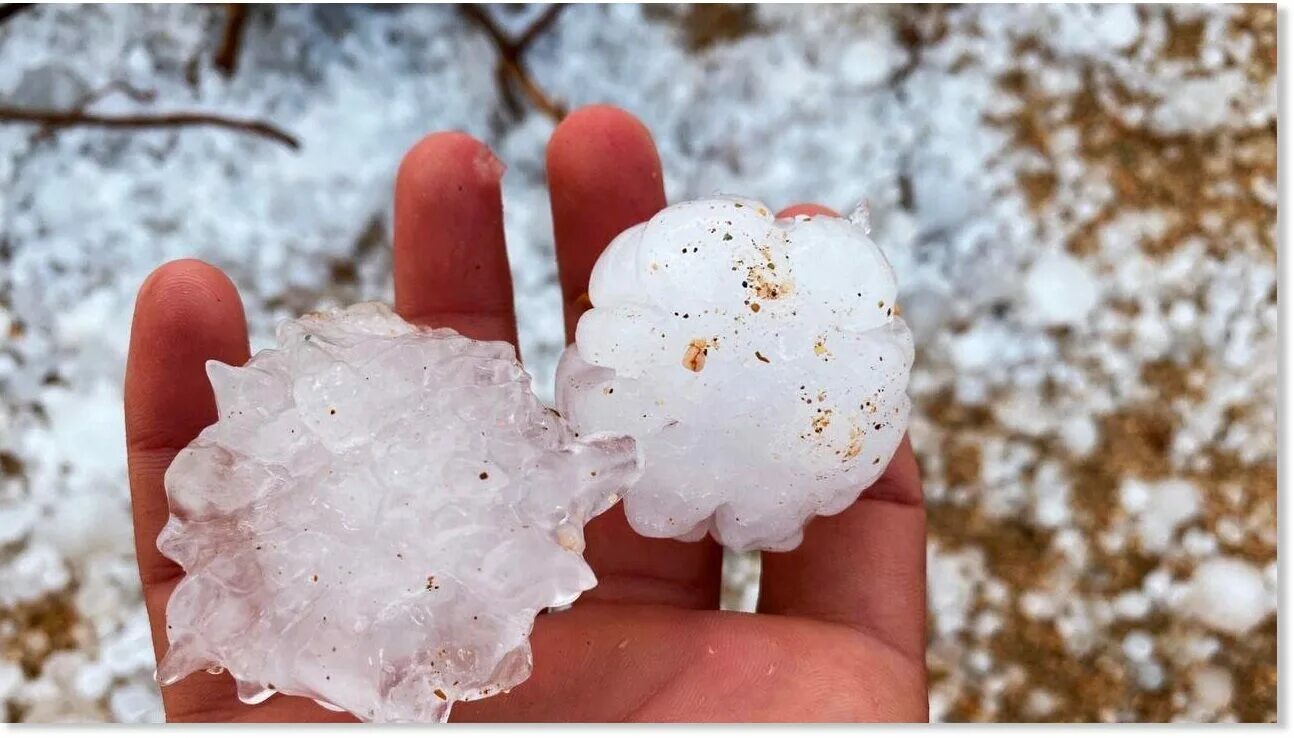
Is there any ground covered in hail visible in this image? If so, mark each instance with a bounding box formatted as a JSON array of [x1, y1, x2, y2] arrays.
[[0, 4, 1276, 723]]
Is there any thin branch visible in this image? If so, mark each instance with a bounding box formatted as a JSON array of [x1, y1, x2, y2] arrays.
[[509, 62, 565, 123], [0, 107, 300, 149], [213, 3, 249, 77], [460, 4, 513, 53], [27, 82, 160, 144], [514, 3, 565, 52], [459, 4, 567, 123], [0, 3, 35, 27]]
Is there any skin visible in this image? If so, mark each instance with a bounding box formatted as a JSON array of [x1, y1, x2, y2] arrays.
[[124, 105, 928, 723]]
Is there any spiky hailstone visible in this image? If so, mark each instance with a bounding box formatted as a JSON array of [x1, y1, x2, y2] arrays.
[[556, 196, 914, 552], [156, 303, 640, 722]]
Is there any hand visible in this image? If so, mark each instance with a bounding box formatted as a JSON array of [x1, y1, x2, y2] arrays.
[[125, 105, 928, 723]]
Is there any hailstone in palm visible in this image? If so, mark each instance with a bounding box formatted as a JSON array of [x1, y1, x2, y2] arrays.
[[156, 303, 640, 722], [556, 196, 913, 552]]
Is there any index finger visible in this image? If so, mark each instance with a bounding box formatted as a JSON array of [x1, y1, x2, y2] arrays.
[[125, 261, 351, 722], [125, 260, 254, 718], [393, 132, 518, 345], [126, 260, 250, 602]]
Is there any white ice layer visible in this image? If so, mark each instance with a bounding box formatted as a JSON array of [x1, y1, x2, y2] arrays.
[[557, 197, 914, 551], [156, 303, 640, 722]]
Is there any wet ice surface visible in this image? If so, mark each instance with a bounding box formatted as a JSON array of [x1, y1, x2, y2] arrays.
[[558, 197, 912, 551], [157, 303, 638, 722]]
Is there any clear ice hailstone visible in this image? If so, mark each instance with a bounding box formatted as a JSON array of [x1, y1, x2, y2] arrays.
[[556, 196, 914, 552], [156, 302, 640, 722]]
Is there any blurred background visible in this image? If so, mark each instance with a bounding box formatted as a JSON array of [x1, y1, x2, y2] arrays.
[[0, 3, 1276, 723]]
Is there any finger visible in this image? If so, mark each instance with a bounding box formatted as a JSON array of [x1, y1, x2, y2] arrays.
[[760, 434, 926, 658], [777, 202, 837, 218], [453, 604, 928, 722], [547, 105, 721, 609], [126, 260, 250, 613], [548, 104, 666, 341], [758, 202, 926, 658], [759, 436, 925, 657], [122, 261, 395, 722], [394, 131, 518, 345], [125, 260, 255, 718]]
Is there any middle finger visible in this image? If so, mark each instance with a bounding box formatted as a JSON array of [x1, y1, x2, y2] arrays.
[[546, 105, 722, 610], [394, 131, 519, 345]]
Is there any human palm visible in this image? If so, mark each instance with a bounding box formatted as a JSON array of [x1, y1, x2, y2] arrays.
[[124, 106, 928, 723]]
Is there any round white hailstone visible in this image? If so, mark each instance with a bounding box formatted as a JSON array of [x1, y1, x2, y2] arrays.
[[1191, 665, 1234, 715], [973, 611, 1003, 638], [1182, 528, 1218, 558], [838, 37, 903, 88], [1181, 557, 1272, 636], [1022, 252, 1100, 328], [109, 683, 164, 724], [1121, 479, 1200, 554], [0, 661, 22, 701], [101, 613, 156, 677], [42, 491, 133, 559], [1019, 591, 1057, 621], [0, 500, 36, 545], [967, 649, 992, 674], [1112, 591, 1151, 620], [157, 303, 640, 722], [0, 543, 70, 607], [1121, 631, 1154, 662], [72, 662, 112, 701], [556, 196, 914, 551], [1142, 568, 1174, 601], [1058, 415, 1098, 457], [1136, 661, 1165, 691], [1024, 688, 1059, 718]]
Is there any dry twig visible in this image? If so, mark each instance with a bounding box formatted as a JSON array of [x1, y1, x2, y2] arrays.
[[213, 3, 249, 77], [460, 4, 567, 123], [0, 5, 296, 150], [0, 106, 300, 149]]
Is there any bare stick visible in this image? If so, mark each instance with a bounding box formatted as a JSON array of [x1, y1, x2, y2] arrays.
[[514, 3, 566, 52], [460, 4, 513, 53], [0, 107, 300, 149], [214, 4, 249, 77], [460, 4, 567, 123], [505, 59, 566, 122]]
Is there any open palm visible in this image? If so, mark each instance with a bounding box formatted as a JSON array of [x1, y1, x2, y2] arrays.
[[124, 106, 928, 723]]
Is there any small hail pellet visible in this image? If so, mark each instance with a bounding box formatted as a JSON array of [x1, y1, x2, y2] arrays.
[[556, 196, 914, 552]]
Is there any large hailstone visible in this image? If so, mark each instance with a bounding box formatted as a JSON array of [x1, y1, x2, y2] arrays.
[[556, 196, 913, 552], [156, 303, 639, 722]]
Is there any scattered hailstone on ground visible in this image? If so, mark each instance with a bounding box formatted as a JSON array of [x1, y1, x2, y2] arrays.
[[556, 196, 913, 551], [1179, 556, 1273, 637], [157, 303, 640, 722], [1023, 252, 1101, 328]]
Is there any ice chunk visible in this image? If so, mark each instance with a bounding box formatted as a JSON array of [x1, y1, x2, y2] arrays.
[[1191, 665, 1234, 715], [157, 303, 640, 722], [1181, 557, 1272, 636], [1119, 478, 1200, 553], [556, 196, 913, 551]]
